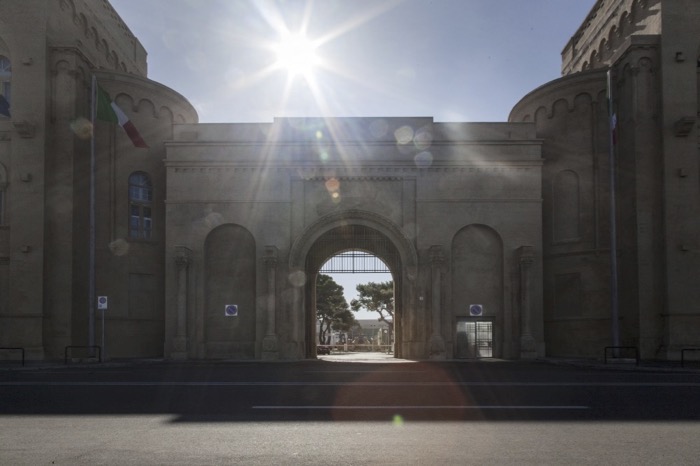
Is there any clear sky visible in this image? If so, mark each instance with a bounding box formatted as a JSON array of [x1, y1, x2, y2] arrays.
[[110, 0, 595, 124], [109, 0, 596, 319]]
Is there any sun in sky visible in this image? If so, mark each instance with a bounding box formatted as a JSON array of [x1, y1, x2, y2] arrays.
[[272, 32, 321, 80], [228, 0, 404, 119]]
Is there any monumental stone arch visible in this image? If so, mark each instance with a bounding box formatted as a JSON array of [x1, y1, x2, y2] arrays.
[[163, 117, 546, 361], [289, 209, 418, 359]]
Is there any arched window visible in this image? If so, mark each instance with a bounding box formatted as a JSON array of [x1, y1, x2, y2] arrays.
[[0, 56, 10, 118], [128, 172, 152, 239]]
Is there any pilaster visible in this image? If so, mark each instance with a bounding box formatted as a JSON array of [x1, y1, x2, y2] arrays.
[[172, 246, 191, 359], [261, 245, 279, 360], [518, 246, 537, 359], [428, 245, 446, 359]]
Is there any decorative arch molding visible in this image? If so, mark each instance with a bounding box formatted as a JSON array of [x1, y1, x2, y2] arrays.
[[289, 209, 418, 280], [589, 50, 598, 68], [567, 0, 659, 74], [113, 94, 160, 119], [136, 98, 157, 118], [533, 106, 548, 125], [622, 55, 656, 73], [58, 0, 139, 74], [638, 56, 654, 71], [451, 223, 504, 256], [573, 92, 594, 109], [510, 67, 608, 123], [52, 59, 72, 75], [204, 222, 256, 252], [158, 106, 174, 124], [527, 91, 599, 124], [114, 93, 137, 112], [608, 25, 619, 48], [95, 70, 198, 123], [100, 39, 109, 58], [617, 55, 656, 90], [551, 98, 571, 120], [78, 13, 88, 36]]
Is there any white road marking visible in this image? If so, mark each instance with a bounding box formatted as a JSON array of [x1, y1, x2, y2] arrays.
[[252, 405, 591, 410], [304, 370, 421, 373]]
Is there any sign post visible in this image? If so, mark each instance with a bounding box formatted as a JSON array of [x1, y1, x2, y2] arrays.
[[97, 296, 108, 361]]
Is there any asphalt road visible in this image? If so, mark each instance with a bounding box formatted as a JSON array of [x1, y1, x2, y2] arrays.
[[2, 357, 700, 464]]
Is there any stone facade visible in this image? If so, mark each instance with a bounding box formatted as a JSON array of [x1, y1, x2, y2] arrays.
[[163, 119, 544, 360], [511, 0, 700, 359], [1, 0, 698, 361], [0, 0, 196, 360]]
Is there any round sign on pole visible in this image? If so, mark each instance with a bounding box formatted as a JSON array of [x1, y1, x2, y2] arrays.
[[469, 304, 483, 316], [224, 304, 238, 317], [97, 296, 108, 310]]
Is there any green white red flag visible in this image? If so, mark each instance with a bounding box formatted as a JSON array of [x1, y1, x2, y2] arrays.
[[96, 85, 148, 148]]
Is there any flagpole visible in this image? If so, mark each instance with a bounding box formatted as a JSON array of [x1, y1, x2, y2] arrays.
[[89, 75, 97, 352], [606, 69, 620, 350]]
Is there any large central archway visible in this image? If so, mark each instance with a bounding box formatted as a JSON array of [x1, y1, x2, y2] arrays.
[[306, 224, 401, 358], [289, 210, 418, 359]]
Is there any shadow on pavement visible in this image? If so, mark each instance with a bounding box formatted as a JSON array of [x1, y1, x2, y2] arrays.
[[2, 355, 700, 423]]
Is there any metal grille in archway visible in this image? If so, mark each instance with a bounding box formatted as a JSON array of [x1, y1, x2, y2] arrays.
[[320, 251, 390, 273], [307, 225, 400, 274]]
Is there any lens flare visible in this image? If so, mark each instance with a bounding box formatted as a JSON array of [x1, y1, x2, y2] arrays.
[[414, 151, 433, 168], [325, 177, 340, 192], [70, 117, 93, 140], [414, 128, 433, 150], [394, 125, 414, 145], [108, 238, 130, 256], [288, 270, 307, 287]]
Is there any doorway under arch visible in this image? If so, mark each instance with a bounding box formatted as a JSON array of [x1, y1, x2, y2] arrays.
[[304, 224, 403, 359]]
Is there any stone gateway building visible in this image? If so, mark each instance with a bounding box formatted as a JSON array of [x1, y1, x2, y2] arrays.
[[1, 0, 698, 361], [164, 119, 543, 360]]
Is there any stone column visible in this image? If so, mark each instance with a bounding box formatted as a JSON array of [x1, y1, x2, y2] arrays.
[[262, 246, 279, 360], [172, 246, 191, 359], [429, 245, 446, 359], [518, 246, 537, 359]]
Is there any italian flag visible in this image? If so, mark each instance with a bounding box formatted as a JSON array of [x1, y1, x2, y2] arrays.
[[96, 85, 148, 148]]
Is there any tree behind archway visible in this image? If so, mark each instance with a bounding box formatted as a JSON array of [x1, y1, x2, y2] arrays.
[[316, 274, 354, 344]]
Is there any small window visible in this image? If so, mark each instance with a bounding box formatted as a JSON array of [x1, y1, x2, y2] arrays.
[[0, 55, 10, 118], [128, 172, 152, 239]]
